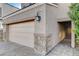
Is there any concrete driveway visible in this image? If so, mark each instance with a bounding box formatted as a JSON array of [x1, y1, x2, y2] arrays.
[[0, 41, 79, 56], [0, 41, 40, 56]]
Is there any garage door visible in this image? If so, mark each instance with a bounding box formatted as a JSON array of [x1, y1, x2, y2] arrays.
[[9, 21, 34, 48]]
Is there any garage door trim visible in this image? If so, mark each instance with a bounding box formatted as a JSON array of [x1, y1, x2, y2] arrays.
[[7, 19, 35, 25]]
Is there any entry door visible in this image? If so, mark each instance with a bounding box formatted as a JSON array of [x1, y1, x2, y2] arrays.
[[9, 21, 34, 48]]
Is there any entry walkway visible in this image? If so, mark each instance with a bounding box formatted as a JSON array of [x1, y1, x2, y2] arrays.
[[47, 40, 79, 56]]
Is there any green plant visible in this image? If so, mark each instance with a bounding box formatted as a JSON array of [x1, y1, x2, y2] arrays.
[[69, 3, 79, 44]]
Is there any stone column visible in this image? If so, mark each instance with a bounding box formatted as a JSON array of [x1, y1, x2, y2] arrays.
[[34, 33, 46, 55], [3, 24, 9, 42], [71, 21, 75, 48]]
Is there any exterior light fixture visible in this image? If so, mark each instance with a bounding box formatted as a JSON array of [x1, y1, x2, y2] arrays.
[[35, 12, 41, 22]]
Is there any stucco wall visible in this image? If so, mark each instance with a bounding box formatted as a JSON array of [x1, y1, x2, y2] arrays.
[[0, 3, 4, 17], [57, 3, 70, 21], [46, 4, 60, 53], [0, 29, 3, 41], [2, 4, 19, 17], [45, 3, 71, 53], [0, 8, 2, 17], [4, 4, 46, 34]]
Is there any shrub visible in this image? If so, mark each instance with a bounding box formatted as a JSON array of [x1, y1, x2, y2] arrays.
[[69, 3, 79, 44]]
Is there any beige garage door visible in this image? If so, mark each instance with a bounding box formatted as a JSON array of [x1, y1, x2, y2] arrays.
[[9, 21, 34, 48]]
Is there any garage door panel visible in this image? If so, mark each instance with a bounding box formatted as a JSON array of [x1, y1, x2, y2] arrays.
[[9, 22, 34, 32], [9, 21, 34, 48]]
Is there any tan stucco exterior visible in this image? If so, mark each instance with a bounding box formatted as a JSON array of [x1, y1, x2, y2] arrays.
[[3, 3, 75, 55], [45, 4, 75, 53], [2, 3, 19, 17]]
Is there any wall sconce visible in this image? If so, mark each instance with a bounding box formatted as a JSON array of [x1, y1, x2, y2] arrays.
[[35, 12, 41, 22]]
